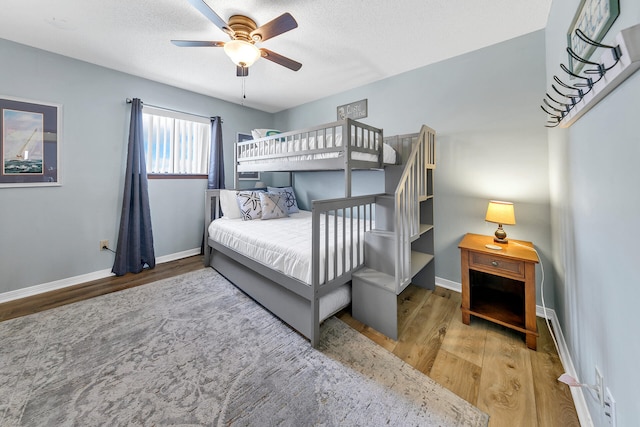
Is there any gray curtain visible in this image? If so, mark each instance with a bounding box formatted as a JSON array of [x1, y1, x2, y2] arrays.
[[112, 98, 155, 276], [208, 116, 225, 189]]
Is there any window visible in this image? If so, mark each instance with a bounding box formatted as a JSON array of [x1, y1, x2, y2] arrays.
[[142, 107, 211, 175]]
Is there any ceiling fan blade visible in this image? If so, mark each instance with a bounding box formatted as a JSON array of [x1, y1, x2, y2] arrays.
[[187, 0, 234, 37], [171, 40, 225, 47], [250, 13, 298, 42], [237, 66, 249, 77], [259, 48, 302, 71]]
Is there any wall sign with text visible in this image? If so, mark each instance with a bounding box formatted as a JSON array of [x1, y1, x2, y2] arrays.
[[337, 99, 368, 121]]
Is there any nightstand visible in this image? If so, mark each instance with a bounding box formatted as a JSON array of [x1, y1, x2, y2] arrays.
[[458, 233, 539, 350]]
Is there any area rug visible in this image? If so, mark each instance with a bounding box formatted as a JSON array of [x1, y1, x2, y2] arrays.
[[0, 268, 488, 426]]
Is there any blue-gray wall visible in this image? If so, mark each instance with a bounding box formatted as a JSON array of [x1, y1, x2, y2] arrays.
[[0, 38, 272, 292], [546, 1, 640, 425], [3, 3, 638, 422], [274, 31, 553, 307]]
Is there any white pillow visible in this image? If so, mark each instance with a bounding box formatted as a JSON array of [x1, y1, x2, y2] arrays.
[[219, 190, 242, 219], [251, 129, 281, 140], [383, 143, 398, 164]]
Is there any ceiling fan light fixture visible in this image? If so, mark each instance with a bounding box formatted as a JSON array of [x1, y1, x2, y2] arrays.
[[223, 40, 260, 67]]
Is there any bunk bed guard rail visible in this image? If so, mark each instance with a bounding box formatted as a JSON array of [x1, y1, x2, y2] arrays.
[[234, 119, 383, 173]]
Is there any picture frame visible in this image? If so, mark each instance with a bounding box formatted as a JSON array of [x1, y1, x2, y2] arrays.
[[236, 132, 259, 180], [1, 95, 61, 187], [567, 0, 620, 75]]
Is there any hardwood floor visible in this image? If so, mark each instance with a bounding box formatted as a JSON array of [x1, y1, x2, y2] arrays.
[[0, 256, 580, 426], [0, 256, 206, 322], [338, 285, 581, 427]]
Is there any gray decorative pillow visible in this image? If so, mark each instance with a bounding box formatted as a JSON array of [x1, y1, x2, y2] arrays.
[[267, 186, 299, 213], [236, 191, 263, 220], [259, 192, 289, 220]]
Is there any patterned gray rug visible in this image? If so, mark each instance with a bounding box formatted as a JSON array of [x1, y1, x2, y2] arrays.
[[0, 268, 488, 426]]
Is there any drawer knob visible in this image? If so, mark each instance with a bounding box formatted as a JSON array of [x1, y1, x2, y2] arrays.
[[491, 261, 499, 267]]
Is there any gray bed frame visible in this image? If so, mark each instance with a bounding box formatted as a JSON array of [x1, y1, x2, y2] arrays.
[[204, 119, 435, 347], [234, 118, 386, 197], [204, 191, 377, 347], [204, 121, 436, 347]]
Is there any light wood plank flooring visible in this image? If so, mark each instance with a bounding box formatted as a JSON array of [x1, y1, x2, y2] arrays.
[[0, 256, 579, 426], [338, 285, 580, 427]]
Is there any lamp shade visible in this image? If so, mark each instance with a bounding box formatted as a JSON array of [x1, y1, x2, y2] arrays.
[[485, 201, 516, 225], [223, 40, 261, 67]]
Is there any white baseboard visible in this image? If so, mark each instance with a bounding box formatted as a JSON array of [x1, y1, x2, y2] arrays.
[[0, 248, 201, 304], [156, 248, 201, 264], [435, 275, 593, 427], [435, 276, 461, 292], [540, 307, 593, 426]]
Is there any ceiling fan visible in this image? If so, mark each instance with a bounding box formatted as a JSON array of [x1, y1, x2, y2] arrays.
[[172, 0, 302, 77]]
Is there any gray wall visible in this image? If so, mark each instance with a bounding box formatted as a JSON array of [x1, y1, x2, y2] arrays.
[[546, 0, 640, 425], [0, 38, 272, 292], [274, 31, 553, 306]]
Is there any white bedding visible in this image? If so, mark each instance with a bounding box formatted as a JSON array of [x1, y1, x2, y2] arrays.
[[238, 132, 397, 165], [208, 211, 365, 284], [208, 210, 366, 321]]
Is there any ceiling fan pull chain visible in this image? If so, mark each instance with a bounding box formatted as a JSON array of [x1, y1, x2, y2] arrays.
[[243, 76, 246, 100]]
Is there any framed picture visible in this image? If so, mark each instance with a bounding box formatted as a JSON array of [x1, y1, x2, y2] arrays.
[[237, 132, 260, 180], [567, 0, 620, 74], [1, 96, 61, 187]]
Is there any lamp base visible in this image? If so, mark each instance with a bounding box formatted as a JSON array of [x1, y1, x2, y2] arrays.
[[494, 224, 508, 244]]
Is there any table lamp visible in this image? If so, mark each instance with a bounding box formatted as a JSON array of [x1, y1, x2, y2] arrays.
[[485, 200, 516, 243]]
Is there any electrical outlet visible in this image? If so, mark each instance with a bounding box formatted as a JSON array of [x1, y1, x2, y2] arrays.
[[595, 367, 604, 406], [100, 240, 109, 250], [604, 387, 616, 427]]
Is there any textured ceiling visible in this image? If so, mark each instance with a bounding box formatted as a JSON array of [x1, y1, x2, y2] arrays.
[[0, 0, 551, 113]]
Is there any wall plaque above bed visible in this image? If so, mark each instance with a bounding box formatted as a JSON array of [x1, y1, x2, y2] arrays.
[[337, 99, 367, 121]]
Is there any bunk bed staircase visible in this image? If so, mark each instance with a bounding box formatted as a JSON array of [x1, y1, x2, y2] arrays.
[[351, 125, 436, 340]]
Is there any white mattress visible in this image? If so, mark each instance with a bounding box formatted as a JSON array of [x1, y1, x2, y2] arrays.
[[208, 211, 366, 321], [239, 133, 397, 165]]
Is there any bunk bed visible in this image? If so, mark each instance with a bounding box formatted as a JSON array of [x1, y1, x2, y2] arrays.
[[204, 119, 428, 347], [234, 119, 394, 196]]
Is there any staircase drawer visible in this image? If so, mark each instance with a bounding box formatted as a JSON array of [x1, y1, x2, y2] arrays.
[[469, 252, 525, 280]]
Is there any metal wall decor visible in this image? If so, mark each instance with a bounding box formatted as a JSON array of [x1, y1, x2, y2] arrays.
[[541, 23, 640, 128]]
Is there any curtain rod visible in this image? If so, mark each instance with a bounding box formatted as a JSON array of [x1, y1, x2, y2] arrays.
[[125, 98, 220, 121]]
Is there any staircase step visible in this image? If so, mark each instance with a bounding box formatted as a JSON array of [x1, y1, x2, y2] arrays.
[[410, 224, 434, 242], [352, 267, 395, 292], [411, 251, 434, 278], [364, 231, 395, 276]]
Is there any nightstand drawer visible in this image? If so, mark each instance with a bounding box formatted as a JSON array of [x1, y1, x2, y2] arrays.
[[469, 252, 525, 280]]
